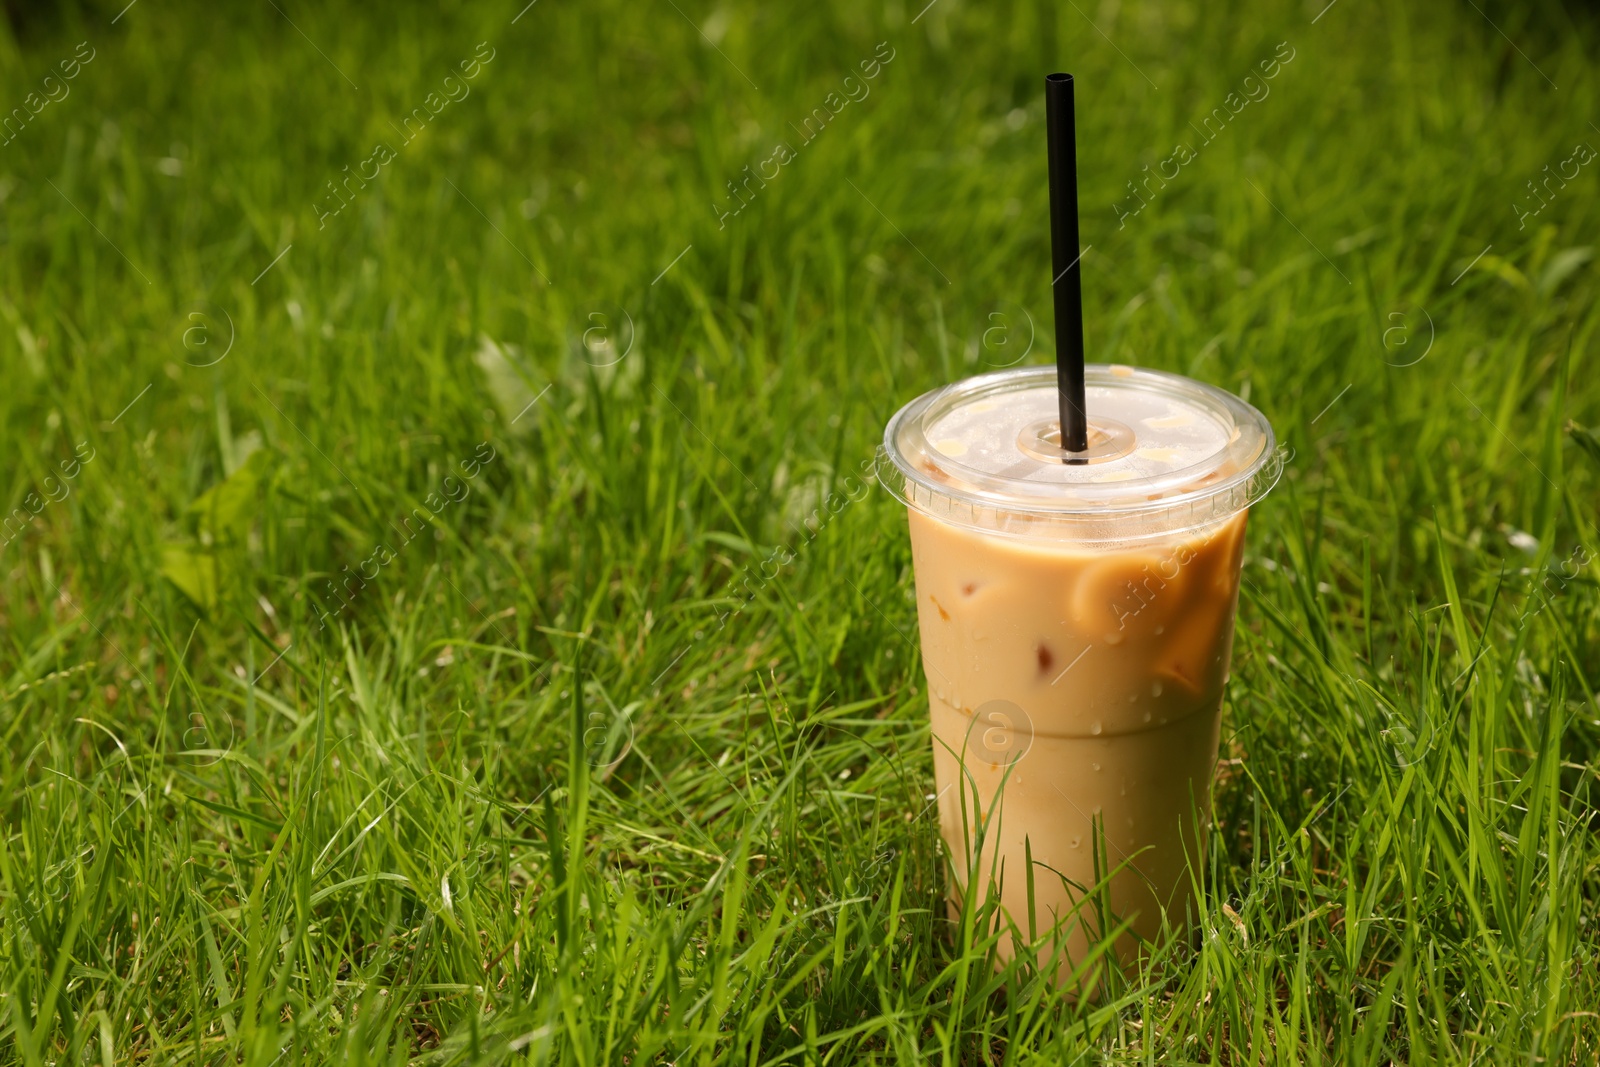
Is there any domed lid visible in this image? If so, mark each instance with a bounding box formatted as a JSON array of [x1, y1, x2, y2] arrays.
[[879, 364, 1280, 542]]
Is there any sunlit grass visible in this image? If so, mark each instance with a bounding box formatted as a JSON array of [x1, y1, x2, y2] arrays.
[[1, 0, 1598, 1062]]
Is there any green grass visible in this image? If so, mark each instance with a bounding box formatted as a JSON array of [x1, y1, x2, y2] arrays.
[[2, 0, 1599, 1062]]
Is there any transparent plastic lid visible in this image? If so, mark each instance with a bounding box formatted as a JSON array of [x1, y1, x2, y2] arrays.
[[878, 364, 1280, 542]]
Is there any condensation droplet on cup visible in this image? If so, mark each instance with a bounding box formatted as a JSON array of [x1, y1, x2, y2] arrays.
[[1143, 711, 1153, 723], [1104, 631, 1125, 646], [1091, 721, 1103, 735], [1152, 680, 1164, 697], [1154, 625, 1165, 635], [1070, 836, 1081, 849], [1092, 762, 1101, 772]]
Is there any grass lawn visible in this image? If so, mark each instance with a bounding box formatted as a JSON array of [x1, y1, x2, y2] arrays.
[[2, 0, 1599, 1061]]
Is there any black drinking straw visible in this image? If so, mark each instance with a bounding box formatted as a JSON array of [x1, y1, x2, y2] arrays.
[[1045, 72, 1089, 455]]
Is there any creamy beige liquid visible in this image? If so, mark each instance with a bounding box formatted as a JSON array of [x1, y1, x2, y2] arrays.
[[908, 505, 1250, 984]]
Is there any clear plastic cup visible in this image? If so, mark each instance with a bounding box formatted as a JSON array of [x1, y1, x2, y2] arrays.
[[878, 363, 1280, 987]]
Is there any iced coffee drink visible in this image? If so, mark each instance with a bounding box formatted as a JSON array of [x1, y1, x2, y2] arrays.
[[879, 364, 1279, 986]]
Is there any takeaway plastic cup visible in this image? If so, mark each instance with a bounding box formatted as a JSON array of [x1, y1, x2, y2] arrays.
[[878, 363, 1280, 987]]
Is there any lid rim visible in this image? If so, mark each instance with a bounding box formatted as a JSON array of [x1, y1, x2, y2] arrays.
[[879, 364, 1279, 535]]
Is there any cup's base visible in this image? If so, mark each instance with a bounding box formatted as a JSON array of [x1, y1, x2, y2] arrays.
[[930, 699, 1221, 990]]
